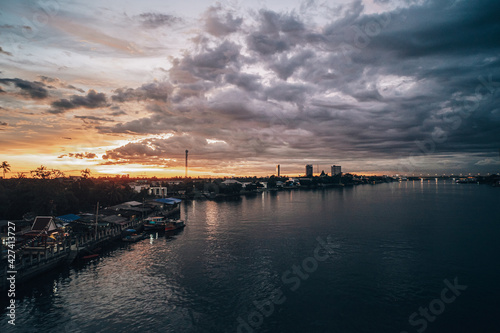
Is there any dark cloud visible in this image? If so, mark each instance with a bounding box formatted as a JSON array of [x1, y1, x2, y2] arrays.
[[101, 134, 237, 167], [245, 10, 310, 56], [0, 46, 12, 56], [269, 50, 314, 80], [0, 24, 31, 31], [38, 76, 85, 93], [74, 115, 115, 123], [49, 89, 107, 113], [138, 13, 182, 29], [204, 4, 242, 37], [5, 0, 490, 174], [109, 110, 127, 116], [369, 1, 500, 60], [111, 81, 171, 102], [62, 152, 98, 159], [224, 72, 262, 92], [180, 40, 241, 81], [0, 78, 49, 99]]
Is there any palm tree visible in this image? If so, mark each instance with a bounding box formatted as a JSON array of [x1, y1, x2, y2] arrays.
[[1, 161, 10, 179], [81, 168, 91, 179], [31, 165, 52, 179]]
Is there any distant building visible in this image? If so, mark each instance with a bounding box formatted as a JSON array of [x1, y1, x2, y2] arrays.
[[331, 165, 342, 176], [149, 186, 167, 197], [130, 183, 150, 193], [276, 164, 280, 177], [129, 182, 167, 197], [305, 164, 313, 177], [222, 179, 242, 185]]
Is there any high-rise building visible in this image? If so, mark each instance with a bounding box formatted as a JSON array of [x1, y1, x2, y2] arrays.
[[276, 164, 280, 177], [331, 165, 342, 176], [305, 164, 313, 177]]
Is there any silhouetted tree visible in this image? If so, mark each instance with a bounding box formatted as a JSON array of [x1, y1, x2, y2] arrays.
[[31, 165, 52, 179], [81, 168, 91, 179], [1, 161, 10, 179]]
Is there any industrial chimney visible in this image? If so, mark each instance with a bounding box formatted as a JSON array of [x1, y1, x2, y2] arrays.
[[186, 149, 188, 178]]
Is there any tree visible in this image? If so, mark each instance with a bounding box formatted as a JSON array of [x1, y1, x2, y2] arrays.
[[105, 182, 123, 204], [267, 175, 277, 188], [1, 161, 11, 179], [52, 169, 65, 178], [30, 165, 64, 179], [81, 168, 91, 179], [31, 165, 52, 179], [15, 172, 26, 179]]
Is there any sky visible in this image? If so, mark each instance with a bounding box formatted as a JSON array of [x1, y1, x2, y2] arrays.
[[0, 0, 499, 178]]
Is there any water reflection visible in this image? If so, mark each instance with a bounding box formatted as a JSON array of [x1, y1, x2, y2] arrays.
[[205, 201, 220, 240], [2, 184, 500, 333]]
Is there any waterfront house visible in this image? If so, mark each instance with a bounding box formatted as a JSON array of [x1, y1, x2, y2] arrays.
[[22, 216, 65, 250], [30, 216, 58, 233]]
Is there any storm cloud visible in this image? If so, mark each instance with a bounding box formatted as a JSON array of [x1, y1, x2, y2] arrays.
[[0, 78, 49, 99], [97, 0, 500, 174], [49, 89, 108, 113], [2, 0, 500, 175]]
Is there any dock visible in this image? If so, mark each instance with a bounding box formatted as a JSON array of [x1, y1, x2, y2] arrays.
[[0, 220, 142, 291]]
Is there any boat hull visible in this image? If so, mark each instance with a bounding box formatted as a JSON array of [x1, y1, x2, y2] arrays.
[[165, 220, 185, 232]]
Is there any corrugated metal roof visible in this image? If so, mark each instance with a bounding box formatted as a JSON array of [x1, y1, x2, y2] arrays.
[[154, 198, 182, 204], [56, 214, 81, 222], [102, 215, 128, 224]]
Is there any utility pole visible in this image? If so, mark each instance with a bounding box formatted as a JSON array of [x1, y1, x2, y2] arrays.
[[95, 201, 99, 239], [185, 150, 189, 178]]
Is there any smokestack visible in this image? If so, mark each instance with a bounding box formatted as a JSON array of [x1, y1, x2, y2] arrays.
[[185, 150, 188, 178]]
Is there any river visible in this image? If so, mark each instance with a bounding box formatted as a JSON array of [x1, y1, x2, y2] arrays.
[[2, 180, 499, 332]]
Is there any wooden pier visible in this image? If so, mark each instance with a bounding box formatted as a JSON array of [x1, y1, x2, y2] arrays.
[[1, 220, 143, 290]]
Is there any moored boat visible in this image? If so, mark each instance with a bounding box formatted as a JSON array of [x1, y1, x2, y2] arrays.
[[121, 229, 145, 242], [165, 219, 185, 232], [143, 216, 167, 231], [82, 254, 99, 260]]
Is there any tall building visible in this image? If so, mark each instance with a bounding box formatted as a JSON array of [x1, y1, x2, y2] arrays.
[[276, 164, 281, 177], [331, 165, 342, 176], [305, 164, 313, 177]]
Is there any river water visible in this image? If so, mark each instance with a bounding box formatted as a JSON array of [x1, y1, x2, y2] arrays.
[[1, 181, 499, 333]]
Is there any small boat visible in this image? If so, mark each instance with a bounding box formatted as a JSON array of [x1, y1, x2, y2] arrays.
[[121, 229, 145, 242], [82, 254, 99, 260], [143, 216, 167, 231], [165, 219, 186, 232], [122, 233, 145, 242]]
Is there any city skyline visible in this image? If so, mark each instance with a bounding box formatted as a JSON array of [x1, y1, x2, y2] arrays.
[[1, 0, 500, 178]]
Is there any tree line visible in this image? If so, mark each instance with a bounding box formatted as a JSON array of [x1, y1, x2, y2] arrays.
[[0, 176, 150, 220]]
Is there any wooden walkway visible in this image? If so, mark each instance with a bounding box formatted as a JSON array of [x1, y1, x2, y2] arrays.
[[1, 220, 143, 290]]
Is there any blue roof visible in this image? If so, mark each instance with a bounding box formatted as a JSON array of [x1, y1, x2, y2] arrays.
[[56, 214, 81, 222], [154, 198, 182, 205]]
